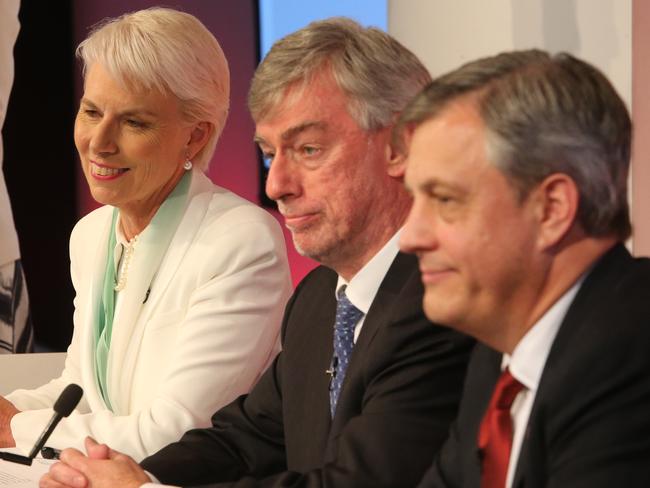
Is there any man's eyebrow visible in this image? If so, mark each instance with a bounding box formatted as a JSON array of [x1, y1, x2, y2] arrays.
[[411, 177, 466, 195], [281, 121, 327, 141], [254, 121, 328, 146]]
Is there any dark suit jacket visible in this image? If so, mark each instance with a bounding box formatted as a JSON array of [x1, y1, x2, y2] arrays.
[[142, 252, 474, 487], [418, 244, 650, 488]]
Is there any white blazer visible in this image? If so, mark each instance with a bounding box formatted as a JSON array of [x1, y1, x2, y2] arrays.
[[8, 171, 292, 461]]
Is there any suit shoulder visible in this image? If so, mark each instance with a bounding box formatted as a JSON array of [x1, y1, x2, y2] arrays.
[[577, 250, 650, 324], [192, 186, 284, 242], [614, 255, 650, 294], [289, 265, 337, 301]]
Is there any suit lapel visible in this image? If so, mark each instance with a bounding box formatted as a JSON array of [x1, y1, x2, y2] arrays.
[[108, 230, 166, 412], [306, 284, 337, 455], [470, 348, 503, 484], [107, 171, 212, 413], [328, 253, 416, 437], [282, 267, 337, 468], [141, 173, 214, 314], [79, 207, 115, 411]]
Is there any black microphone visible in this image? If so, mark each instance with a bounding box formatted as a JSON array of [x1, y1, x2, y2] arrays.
[[0, 384, 83, 466]]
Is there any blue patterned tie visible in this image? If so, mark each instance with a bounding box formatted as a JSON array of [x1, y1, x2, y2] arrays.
[[329, 286, 364, 417]]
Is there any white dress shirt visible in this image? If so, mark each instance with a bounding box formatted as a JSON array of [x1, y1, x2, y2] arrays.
[[503, 276, 585, 488], [335, 229, 402, 342]]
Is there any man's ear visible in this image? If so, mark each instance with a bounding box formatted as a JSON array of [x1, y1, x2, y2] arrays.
[[532, 173, 579, 250], [186, 121, 213, 160], [385, 125, 410, 179], [386, 144, 407, 179]]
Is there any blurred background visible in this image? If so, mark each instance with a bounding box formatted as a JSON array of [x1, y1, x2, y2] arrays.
[[3, 0, 645, 351]]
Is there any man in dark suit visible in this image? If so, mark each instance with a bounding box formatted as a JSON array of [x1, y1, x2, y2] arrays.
[[398, 49, 650, 487], [41, 18, 474, 488]]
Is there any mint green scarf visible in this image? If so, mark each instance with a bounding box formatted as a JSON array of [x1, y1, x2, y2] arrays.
[[94, 170, 192, 409]]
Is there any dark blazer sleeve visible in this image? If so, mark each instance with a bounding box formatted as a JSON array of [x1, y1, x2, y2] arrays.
[[143, 257, 475, 488]]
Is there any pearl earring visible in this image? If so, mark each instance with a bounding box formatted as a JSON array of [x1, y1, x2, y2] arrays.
[[183, 159, 193, 171]]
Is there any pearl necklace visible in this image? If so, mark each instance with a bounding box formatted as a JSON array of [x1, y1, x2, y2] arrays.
[[114, 235, 139, 292]]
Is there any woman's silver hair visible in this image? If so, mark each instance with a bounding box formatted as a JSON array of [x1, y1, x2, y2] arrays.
[[397, 49, 632, 240], [76, 7, 230, 171], [248, 17, 431, 131]]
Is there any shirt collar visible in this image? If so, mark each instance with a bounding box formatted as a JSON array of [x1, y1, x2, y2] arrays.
[[503, 274, 586, 392], [113, 215, 128, 271], [335, 229, 402, 313], [114, 214, 129, 246]]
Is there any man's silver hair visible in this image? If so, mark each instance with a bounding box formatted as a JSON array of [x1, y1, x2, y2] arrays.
[[248, 17, 431, 131], [398, 49, 632, 240]]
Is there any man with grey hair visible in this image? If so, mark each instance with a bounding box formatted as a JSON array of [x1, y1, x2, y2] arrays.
[[399, 49, 650, 487], [42, 17, 473, 488]]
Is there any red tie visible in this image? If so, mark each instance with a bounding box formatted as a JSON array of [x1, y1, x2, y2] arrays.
[[478, 368, 524, 488]]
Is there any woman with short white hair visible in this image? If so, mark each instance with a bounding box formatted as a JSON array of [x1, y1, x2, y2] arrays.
[[0, 7, 291, 461]]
